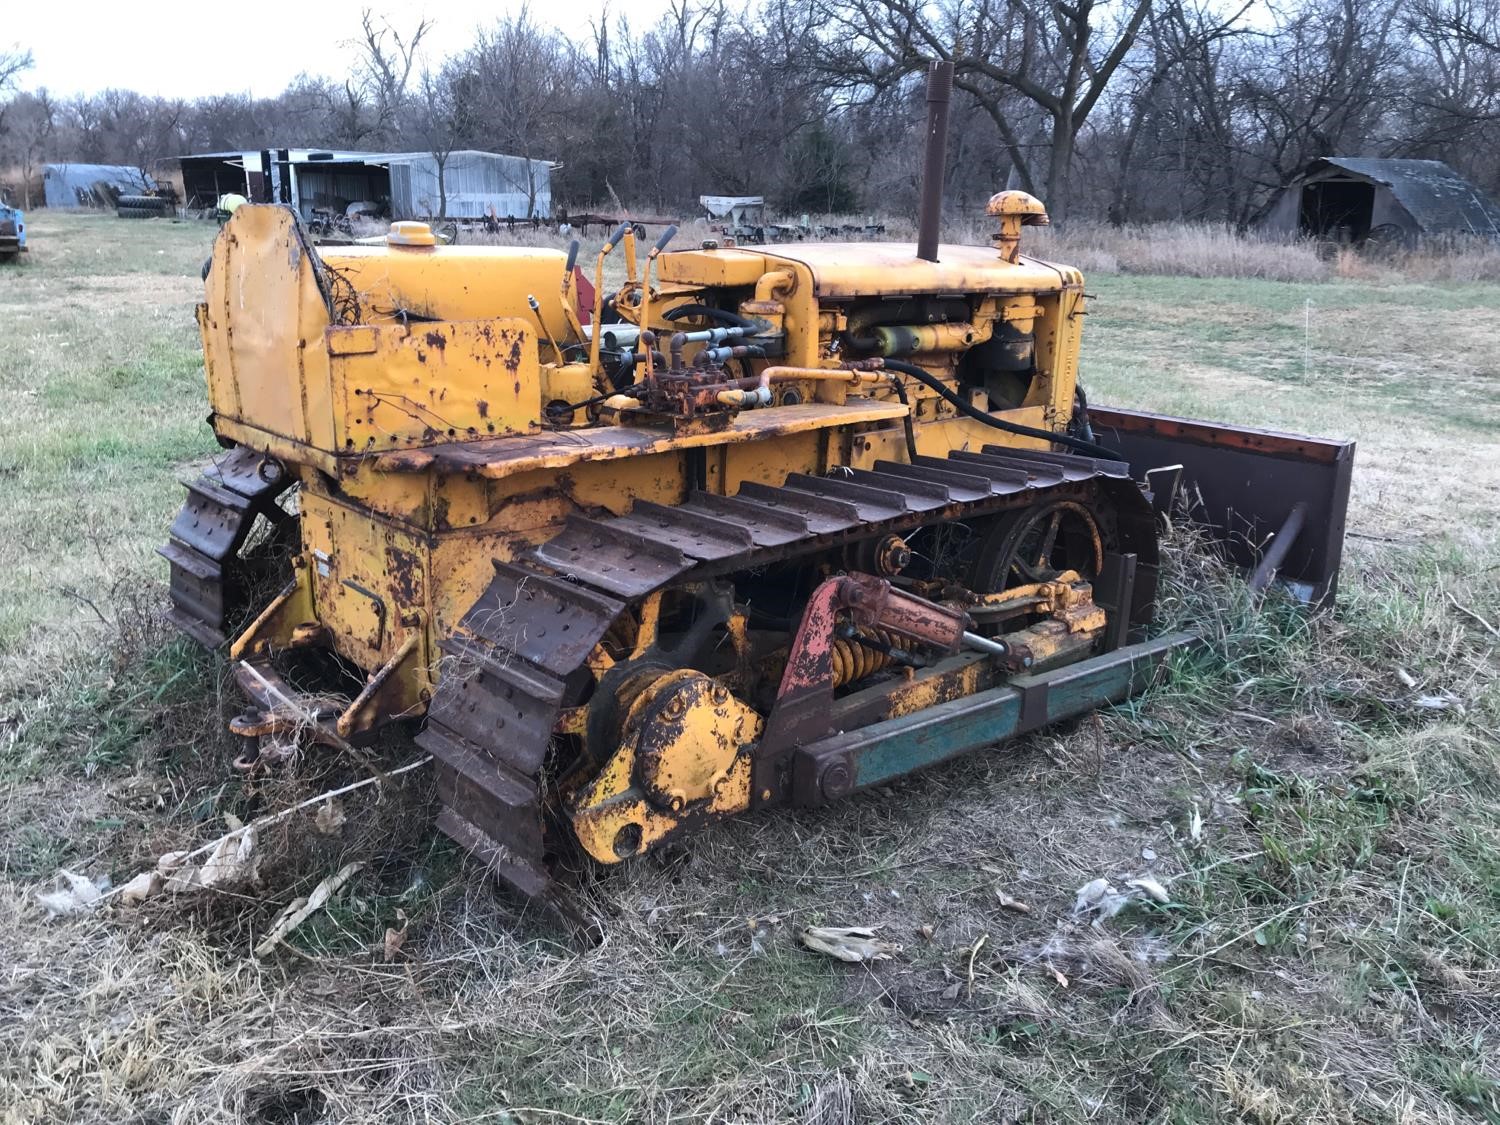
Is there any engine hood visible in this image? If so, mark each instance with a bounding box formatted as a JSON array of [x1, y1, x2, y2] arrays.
[[757, 242, 1080, 297]]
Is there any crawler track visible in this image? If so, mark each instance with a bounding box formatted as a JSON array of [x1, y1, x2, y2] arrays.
[[416, 445, 1154, 898], [159, 447, 291, 648]]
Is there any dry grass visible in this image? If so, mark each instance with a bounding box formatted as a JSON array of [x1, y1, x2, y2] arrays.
[[366, 205, 1500, 286], [1037, 223, 1500, 284], [0, 211, 1497, 1124], [767, 211, 1500, 284], [1034, 222, 1328, 282]]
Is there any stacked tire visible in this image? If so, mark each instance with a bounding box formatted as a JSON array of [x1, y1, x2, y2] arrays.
[[117, 195, 173, 219]]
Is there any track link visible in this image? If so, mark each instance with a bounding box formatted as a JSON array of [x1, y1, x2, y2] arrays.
[[158, 447, 291, 648], [417, 445, 1149, 899]]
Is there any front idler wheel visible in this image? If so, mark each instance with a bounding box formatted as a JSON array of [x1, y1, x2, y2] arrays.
[[971, 499, 1106, 591]]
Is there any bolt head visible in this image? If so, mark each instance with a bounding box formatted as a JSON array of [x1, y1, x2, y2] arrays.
[[821, 762, 854, 800]]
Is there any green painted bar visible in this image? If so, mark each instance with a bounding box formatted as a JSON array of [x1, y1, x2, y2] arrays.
[[855, 692, 1024, 786], [816, 632, 1195, 791]]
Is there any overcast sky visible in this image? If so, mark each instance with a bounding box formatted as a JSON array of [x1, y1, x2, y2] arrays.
[[8, 0, 675, 99]]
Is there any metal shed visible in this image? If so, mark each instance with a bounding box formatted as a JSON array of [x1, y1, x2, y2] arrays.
[[172, 148, 552, 221], [175, 150, 384, 214], [700, 195, 765, 225], [380, 151, 552, 220], [42, 164, 153, 208], [1263, 157, 1500, 244]]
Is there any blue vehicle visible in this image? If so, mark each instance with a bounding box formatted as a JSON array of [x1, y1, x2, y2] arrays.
[[0, 203, 27, 262]]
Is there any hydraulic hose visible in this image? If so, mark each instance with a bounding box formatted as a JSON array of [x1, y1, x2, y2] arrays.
[[878, 359, 1124, 461], [663, 303, 760, 331], [1072, 384, 1097, 444], [889, 376, 919, 461]]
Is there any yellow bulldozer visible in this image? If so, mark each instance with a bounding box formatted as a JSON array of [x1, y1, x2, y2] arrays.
[[161, 64, 1353, 901]]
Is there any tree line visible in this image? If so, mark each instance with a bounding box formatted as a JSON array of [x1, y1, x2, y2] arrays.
[[1, 0, 1497, 226]]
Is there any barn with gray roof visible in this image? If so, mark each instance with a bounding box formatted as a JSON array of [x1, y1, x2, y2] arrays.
[[1263, 157, 1500, 244]]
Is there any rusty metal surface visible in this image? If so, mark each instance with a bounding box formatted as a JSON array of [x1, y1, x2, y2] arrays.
[[417, 562, 628, 898], [157, 447, 291, 648], [364, 400, 912, 479], [231, 659, 349, 749], [1090, 406, 1354, 605], [416, 449, 1147, 898], [757, 573, 970, 791], [531, 517, 690, 598], [916, 61, 954, 264], [569, 669, 763, 863], [757, 242, 1073, 299], [844, 574, 968, 650], [790, 632, 1194, 806]]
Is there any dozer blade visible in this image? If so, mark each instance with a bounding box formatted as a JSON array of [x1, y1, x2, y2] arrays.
[[1091, 407, 1354, 605]]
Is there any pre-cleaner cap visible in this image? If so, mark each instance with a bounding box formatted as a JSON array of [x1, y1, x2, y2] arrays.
[[387, 221, 437, 248]]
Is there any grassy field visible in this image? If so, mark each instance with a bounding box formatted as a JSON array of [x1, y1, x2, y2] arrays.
[[1, 211, 1497, 1124]]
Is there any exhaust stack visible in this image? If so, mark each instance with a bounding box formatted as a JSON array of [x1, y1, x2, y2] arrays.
[[916, 59, 954, 264]]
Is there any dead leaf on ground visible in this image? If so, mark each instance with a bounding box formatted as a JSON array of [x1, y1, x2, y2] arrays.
[[1413, 693, 1463, 712], [314, 798, 347, 836], [255, 861, 364, 958], [996, 890, 1031, 914], [801, 924, 901, 963], [196, 829, 258, 890], [383, 908, 409, 962], [157, 850, 188, 877], [162, 829, 258, 894], [1127, 875, 1171, 904], [118, 870, 161, 906], [1073, 877, 1131, 920]]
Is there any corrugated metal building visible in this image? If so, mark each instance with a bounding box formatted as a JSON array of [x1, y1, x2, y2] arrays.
[[43, 164, 154, 208], [173, 148, 552, 220], [384, 151, 551, 219], [175, 150, 384, 213], [1263, 157, 1500, 244]]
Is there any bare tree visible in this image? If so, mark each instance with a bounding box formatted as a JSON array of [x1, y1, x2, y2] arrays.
[[405, 66, 472, 217], [1230, 0, 1403, 222], [1099, 0, 1252, 223], [1402, 0, 1500, 182], [0, 43, 35, 159], [4, 0, 1500, 226], [350, 9, 433, 146], [0, 89, 53, 206], [811, 0, 1156, 222], [454, 11, 573, 216], [0, 44, 31, 91]]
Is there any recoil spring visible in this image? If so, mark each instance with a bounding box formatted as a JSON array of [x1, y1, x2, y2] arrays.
[[832, 627, 913, 687]]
